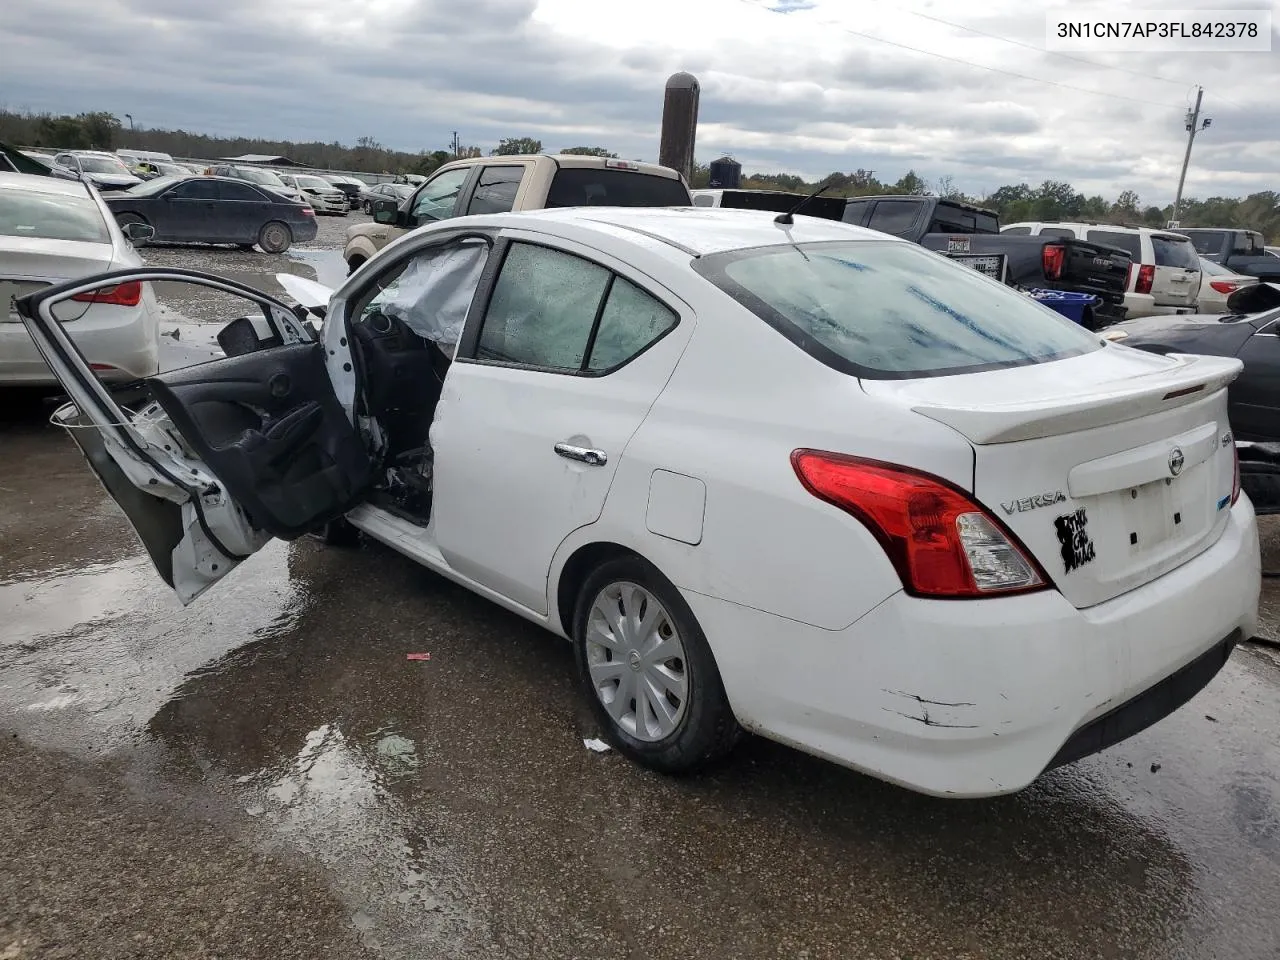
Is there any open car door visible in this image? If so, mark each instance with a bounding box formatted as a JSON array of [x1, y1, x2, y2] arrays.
[[17, 268, 372, 604]]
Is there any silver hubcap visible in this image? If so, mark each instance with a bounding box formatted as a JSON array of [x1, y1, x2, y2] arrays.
[[585, 582, 689, 742], [264, 225, 286, 249]]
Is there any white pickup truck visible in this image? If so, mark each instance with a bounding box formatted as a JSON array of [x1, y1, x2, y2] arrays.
[[343, 154, 692, 274]]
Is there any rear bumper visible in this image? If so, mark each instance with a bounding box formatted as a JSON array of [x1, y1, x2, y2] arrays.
[[1047, 629, 1239, 769], [1123, 293, 1198, 318], [0, 302, 159, 384], [684, 497, 1260, 798]]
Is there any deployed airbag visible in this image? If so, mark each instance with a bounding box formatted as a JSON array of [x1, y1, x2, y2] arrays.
[[379, 240, 488, 348]]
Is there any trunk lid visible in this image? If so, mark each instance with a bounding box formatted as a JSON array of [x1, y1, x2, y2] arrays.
[[861, 346, 1242, 608], [1, 237, 116, 322]]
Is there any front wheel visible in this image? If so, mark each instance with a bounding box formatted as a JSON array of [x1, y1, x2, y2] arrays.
[[257, 220, 292, 254], [573, 557, 740, 773]]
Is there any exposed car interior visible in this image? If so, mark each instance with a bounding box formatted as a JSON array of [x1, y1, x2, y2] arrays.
[[342, 238, 490, 523]]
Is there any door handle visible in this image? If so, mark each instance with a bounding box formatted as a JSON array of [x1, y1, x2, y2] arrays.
[[554, 442, 607, 466]]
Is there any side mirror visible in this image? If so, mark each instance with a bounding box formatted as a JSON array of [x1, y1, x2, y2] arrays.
[[124, 221, 155, 244], [372, 197, 400, 224]]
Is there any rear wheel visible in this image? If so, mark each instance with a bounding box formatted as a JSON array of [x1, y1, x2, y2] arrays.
[[573, 556, 740, 773], [257, 221, 292, 254], [347, 256, 366, 276]]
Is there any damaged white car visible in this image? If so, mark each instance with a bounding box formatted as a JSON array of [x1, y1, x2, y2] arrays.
[[18, 207, 1260, 797]]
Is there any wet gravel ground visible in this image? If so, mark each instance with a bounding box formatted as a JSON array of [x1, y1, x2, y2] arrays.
[[2, 217, 1279, 959]]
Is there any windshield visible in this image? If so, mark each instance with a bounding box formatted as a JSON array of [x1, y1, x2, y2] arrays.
[[78, 155, 133, 175], [296, 176, 333, 190], [694, 240, 1101, 379], [0, 188, 109, 243], [155, 163, 188, 177], [126, 175, 184, 196], [238, 167, 286, 187]]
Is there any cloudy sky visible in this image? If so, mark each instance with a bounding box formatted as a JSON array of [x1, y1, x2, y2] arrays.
[[3, 0, 1277, 203]]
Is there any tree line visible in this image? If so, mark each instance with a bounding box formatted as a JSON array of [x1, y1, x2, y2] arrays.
[[2, 109, 1273, 238]]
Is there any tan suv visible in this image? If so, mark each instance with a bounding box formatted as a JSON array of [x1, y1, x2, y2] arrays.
[[343, 154, 691, 274]]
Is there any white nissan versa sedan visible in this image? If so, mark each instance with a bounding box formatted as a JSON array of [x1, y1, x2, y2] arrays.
[[17, 208, 1260, 798]]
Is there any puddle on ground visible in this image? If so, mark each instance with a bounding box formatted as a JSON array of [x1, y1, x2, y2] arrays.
[[225, 721, 489, 953], [0, 541, 304, 752]]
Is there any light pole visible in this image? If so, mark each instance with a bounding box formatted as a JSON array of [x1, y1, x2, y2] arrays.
[[1171, 87, 1211, 228], [125, 113, 134, 133]]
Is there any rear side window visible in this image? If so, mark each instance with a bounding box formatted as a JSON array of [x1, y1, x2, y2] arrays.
[[1152, 235, 1200, 269], [169, 180, 219, 200], [693, 194, 716, 207], [465, 165, 524, 215], [1087, 230, 1142, 261], [475, 242, 678, 372], [866, 201, 919, 237], [1038, 227, 1078, 239], [218, 182, 266, 202], [693, 240, 1100, 379], [545, 169, 689, 208], [1186, 230, 1227, 256], [0, 190, 109, 243]]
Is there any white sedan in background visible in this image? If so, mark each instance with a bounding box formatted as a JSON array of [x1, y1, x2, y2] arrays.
[[278, 173, 349, 216], [17, 208, 1259, 797], [1197, 256, 1258, 313], [1, 172, 160, 384]]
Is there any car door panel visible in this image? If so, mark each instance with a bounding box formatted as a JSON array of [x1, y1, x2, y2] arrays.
[[1232, 327, 1280, 442], [430, 233, 695, 615], [16, 268, 364, 603], [148, 343, 371, 536]]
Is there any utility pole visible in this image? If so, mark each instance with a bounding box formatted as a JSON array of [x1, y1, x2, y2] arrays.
[[1171, 86, 1211, 227], [450, 131, 460, 158]]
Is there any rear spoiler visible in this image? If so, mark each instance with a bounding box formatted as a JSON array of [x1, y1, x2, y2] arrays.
[[911, 353, 1242, 444]]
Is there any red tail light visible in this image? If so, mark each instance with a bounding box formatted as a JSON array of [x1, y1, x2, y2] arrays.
[[791, 450, 1048, 599], [300, 207, 316, 217], [1134, 264, 1155, 295], [1210, 280, 1241, 295], [1042, 243, 1066, 280], [1232, 445, 1241, 506], [71, 281, 142, 307]]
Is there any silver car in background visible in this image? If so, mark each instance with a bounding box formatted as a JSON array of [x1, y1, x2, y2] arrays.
[[0, 172, 161, 384]]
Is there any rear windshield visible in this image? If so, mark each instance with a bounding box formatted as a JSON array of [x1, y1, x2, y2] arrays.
[[1152, 235, 1200, 269], [1199, 257, 1230, 276], [1185, 230, 1228, 256], [1086, 230, 1141, 261], [0, 189, 109, 243], [693, 241, 1101, 379], [545, 169, 690, 208], [928, 203, 999, 234]]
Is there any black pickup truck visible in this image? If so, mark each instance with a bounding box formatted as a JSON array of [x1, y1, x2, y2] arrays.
[[841, 196, 1133, 328], [1173, 227, 1280, 282]]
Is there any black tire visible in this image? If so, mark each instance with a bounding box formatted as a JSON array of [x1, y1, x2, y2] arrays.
[[257, 220, 292, 254], [317, 516, 361, 547], [573, 556, 740, 773], [347, 256, 366, 277], [114, 212, 150, 245], [363, 200, 373, 214]]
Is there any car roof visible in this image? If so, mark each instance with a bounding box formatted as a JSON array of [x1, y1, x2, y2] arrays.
[[481, 206, 901, 258], [0, 171, 95, 197]]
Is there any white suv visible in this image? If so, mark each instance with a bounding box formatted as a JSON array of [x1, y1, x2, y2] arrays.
[[1002, 222, 1201, 318]]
